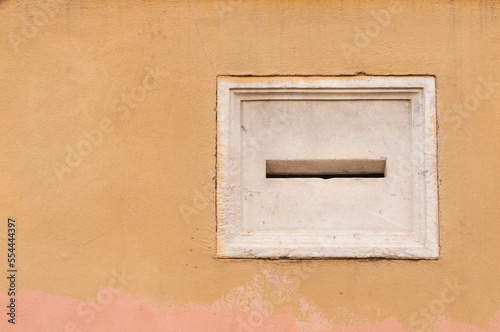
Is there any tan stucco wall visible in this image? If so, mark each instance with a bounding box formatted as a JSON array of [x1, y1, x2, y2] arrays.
[[1, 0, 499, 330]]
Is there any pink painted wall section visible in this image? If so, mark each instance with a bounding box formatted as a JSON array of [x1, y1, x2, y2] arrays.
[[2, 287, 500, 331]]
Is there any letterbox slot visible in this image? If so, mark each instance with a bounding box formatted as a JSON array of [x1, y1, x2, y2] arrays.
[[266, 159, 386, 179]]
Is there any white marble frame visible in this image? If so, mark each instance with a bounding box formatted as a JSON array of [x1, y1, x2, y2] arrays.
[[216, 76, 438, 259]]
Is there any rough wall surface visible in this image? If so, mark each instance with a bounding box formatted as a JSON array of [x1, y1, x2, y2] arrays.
[[0, 0, 499, 331]]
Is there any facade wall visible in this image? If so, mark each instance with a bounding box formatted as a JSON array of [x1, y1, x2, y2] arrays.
[[1, 0, 500, 331]]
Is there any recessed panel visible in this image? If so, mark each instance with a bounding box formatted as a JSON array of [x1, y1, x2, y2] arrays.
[[241, 99, 412, 233]]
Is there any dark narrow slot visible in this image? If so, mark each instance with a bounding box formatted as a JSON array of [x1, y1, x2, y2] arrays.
[[267, 173, 385, 179], [266, 159, 386, 179]]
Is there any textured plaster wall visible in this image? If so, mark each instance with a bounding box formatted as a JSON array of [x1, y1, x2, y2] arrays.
[[0, 0, 499, 331]]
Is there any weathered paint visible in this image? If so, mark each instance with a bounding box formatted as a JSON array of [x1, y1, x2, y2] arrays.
[[0, 0, 500, 330]]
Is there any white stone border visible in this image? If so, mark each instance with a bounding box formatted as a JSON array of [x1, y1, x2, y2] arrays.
[[216, 76, 438, 259]]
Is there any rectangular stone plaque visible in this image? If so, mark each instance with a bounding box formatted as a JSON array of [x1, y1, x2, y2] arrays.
[[216, 76, 438, 259]]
